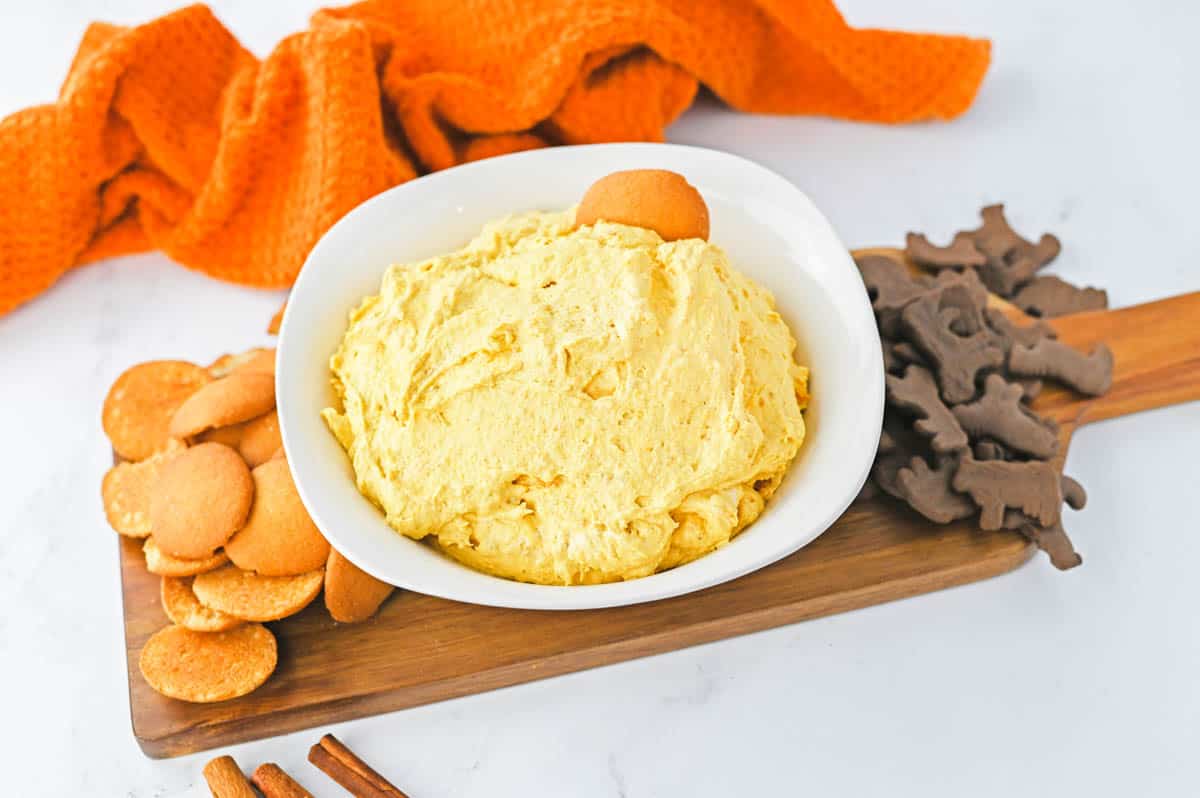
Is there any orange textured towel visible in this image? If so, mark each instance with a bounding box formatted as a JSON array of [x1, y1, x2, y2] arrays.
[[0, 1, 989, 314]]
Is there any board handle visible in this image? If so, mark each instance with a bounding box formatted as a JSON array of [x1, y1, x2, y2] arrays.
[[1045, 292, 1200, 426]]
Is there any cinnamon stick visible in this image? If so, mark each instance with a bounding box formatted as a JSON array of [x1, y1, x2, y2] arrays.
[[202, 755, 257, 798], [252, 763, 315, 798], [308, 734, 409, 798]]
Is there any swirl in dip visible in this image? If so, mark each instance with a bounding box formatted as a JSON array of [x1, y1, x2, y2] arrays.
[[322, 210, 809, 585]]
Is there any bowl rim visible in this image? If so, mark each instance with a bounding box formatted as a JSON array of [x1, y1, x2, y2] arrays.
[[277, 142, 883, 610]]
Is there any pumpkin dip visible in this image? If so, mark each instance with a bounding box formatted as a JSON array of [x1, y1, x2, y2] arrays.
[[322, 210, 809, 585]]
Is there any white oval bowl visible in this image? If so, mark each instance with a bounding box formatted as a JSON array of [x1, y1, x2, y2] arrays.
[[277, 143, 882, 610]]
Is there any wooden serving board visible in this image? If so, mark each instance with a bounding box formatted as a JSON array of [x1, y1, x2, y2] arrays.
[[120, 268, 1200, 758]]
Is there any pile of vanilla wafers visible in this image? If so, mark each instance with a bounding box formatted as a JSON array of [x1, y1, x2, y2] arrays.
[[100, 346, 393, 703]]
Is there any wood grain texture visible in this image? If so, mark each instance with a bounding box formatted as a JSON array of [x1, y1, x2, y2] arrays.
[[119, 252, 1200, 758]]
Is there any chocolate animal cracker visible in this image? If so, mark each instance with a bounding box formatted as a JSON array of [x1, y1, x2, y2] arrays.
[[859, 205, 1115, 569], [1013, 275, 1108, 318]]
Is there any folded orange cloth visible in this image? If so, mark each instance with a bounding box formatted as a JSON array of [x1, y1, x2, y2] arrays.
[[0, 1, 989, 314]]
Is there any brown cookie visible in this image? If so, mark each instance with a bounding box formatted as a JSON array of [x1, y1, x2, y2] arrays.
[[225, 458, 329, 576], [102, 361, 211, 461], [1061, 475, 1088, 510], [101, 446, 182, 537], [1015, 519, 1082, 570], [895, 456, 977, 523], [150, 442, 254, 559], [161, 576, 243, 632], [1003, 482, 1087, 569], [983, 307, 1057, 352], [1013, 275, 1108, 318], [1001, 509, 1082, 568], [237, 410, 282, 468], [880, 411, 929, 453], [1009, 338, 1114, 396], [872, 412, 931, 501], [969, 205, 1061, 297], [905, 231, 985, 271], [139, 623, 276, 703], [576, 170, 709, 242], [973, 440, 1012, 461], [325, 549, 395, 623], [979, 243, 1054, 298], [885, 365, 968, 454], [936, 263, 990, 300], [872, 453, 910, 500], [951, 374, 1059, 459], [952, 457, 1062, 530], [168, 372, 276, 439], [891, 341, 927, 368], [192, 565, 324, 622], [143, 537, 230, 577], [931, 268, 991, 336], [856, 254, 932, 337], [881, 336, 904, 374], [1016, 378, 1043, 402], [900, 293, 1005, 403]]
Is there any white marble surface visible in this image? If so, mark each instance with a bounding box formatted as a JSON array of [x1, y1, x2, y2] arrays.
[[1, 2, 1197, 795]]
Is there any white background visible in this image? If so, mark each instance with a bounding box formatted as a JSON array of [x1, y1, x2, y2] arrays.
[[1, 2, 1197, 795]]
